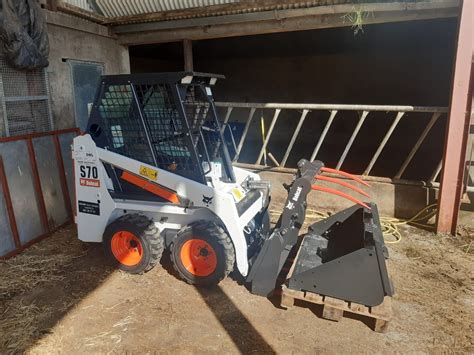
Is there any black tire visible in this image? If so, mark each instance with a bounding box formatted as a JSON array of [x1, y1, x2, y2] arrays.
[[103, 214, 163, 274], [170, 221, 235, 286]]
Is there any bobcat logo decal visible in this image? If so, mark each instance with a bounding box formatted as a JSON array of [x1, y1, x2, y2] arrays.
[[202, 195, 213, 207]]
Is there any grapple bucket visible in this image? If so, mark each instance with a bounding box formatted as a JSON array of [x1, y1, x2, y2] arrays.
[[288, 203, 394, 307], [247, 159, 394, 307]]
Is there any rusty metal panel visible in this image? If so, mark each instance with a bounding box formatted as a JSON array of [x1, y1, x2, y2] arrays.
[[0, 140, 45, 244], [59, 132, 76, 204], [0, 180, 15, 256], [32, 136, 68, 229]]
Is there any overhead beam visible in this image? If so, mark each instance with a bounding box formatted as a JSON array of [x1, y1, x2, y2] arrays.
[[56, 1, 108, 24], [183, 39, 193, 72], [44, 9, 112, 38], [436, 0, 473, 234], [115, 1, 459, 45]]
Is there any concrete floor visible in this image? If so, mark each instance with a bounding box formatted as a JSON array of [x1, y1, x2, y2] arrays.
[[1, 212, 472, 353]]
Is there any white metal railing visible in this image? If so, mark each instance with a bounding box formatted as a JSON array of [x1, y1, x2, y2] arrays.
[[215, 102, 450, 186], [465, 133, 474, 193]]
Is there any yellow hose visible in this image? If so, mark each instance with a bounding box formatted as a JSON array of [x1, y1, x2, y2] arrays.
[[260, 115, 267, 165], [269, 204, 438, 244]]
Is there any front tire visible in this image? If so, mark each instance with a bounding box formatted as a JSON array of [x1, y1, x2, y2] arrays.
[[170, 221, 235, 286], [103, 214, 163, 274]]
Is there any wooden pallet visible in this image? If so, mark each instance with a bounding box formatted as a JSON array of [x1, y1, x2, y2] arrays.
[[281, 285, 393, 333], [279, 239, 393, 332]]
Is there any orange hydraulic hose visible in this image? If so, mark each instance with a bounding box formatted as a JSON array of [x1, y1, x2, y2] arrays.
[[315, 175, 370, 198], [311, 185, 371, 210], [320, 167, 370, 187]]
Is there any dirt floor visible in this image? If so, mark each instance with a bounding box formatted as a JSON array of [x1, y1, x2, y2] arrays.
[[1, 206, 473, 354]]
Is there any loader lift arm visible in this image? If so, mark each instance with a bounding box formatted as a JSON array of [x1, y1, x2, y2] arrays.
[[247, 159, 323, 296]]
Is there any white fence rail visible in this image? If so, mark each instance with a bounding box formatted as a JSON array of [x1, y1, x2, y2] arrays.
[[216, 102, 451, 187]]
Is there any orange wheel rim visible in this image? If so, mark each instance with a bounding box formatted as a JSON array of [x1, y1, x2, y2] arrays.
[[111, 231, 143, 266], [180, 239, 217, 277]]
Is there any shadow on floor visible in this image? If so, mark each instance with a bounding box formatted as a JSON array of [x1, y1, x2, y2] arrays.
[[0, 226, 116, 353], [159, 251, 275, 354]]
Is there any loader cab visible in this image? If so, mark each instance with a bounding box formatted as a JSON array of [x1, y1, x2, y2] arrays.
[[85, 72, 236, 197]]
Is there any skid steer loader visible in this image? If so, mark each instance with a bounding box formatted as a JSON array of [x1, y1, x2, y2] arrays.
[[73, 72, 393, 307]]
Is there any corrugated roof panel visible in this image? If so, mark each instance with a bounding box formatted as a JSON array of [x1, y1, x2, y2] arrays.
[[95, 0, 239, 18]]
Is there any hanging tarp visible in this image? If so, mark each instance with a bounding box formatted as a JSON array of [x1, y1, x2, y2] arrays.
[[0, 0, 49, 70]]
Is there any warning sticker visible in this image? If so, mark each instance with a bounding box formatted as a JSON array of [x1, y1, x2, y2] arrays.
[[78, 200, 100, 216], [80, 178, 100, 188], [139, 165, 158, 181], [231, 187, 244, 202]]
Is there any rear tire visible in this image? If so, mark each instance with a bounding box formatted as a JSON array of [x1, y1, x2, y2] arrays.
[[170, 221, 235, 286], [103, 214, 163, 274]]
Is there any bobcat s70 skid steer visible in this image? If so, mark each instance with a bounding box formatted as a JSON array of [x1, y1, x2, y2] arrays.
[[73, 72, 393, 307]]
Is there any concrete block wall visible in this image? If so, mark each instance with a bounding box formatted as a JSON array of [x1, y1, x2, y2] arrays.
[[44, 10, 130, 130]]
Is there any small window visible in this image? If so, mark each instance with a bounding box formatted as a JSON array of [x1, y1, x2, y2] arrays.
[[68, 60, 104, 132]]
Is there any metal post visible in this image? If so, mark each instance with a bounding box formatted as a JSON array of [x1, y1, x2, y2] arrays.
[[0, 74, 10, 137], [53, 134, 73, 220], [465, 139, 473, 190], [364, 112, 405, 176], [27, 138, 49, 233], [44, 68, 55, 130], [213, 106, 234, 158], [395, 112, 441, 179], [310, 110, 338, 162], [256, 109, 281, 165], [436, 0, 473, 234], [336, 111, 369, 170], [234, 107, 255, 161], [0, 156, 21, 249], [130, 83, 158, 167], [281, 109, 309, 167], [221, 106, 233, 131], [430, 160, 443, 182], [183, 39, 193, 72]]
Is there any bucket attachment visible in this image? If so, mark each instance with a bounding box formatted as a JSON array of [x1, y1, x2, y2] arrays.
[[247, 159, 394, 306], [287, 203, 394, 307]]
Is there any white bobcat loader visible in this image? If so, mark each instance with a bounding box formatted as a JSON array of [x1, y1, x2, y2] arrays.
[[73, 72, 394, 306]]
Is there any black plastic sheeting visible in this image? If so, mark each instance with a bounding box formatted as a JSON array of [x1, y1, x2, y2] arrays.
[[0, 0, 49, 70]]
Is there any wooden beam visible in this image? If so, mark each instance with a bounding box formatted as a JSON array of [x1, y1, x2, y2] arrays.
[[436, 0, 473, 234], [56, 1, 108, 24], [47, 0, 59, 12], [44, 8, 112, 38], [116, 3, 459, 45], [183, 39, 193, 72]]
